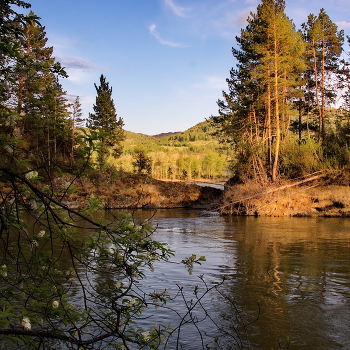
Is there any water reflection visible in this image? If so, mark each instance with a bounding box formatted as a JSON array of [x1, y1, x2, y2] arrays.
[[110, 210, 350, 349], [223, 216, 350, 349]]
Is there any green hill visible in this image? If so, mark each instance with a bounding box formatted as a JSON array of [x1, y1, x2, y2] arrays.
[[112, 121, 229, 181]]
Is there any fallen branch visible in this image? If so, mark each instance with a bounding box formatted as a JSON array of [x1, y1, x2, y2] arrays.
[[223, 171, 328, 212]]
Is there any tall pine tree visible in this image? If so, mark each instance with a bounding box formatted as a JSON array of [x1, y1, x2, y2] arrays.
[[87, 74, 125, 167], [15, 12, 70, 164], [302, 9, 344, 139], [0, 0, 33, 134], [212, 0, 305, 182]]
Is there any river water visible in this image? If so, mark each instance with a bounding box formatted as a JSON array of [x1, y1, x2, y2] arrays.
[[116, 209, 350, 350]]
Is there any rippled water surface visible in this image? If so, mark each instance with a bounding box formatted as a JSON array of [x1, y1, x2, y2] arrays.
[[112, 209, 350, 350]]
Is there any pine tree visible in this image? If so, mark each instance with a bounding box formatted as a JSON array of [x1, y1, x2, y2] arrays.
[[87, 74, 125, 167], [254, 0, 306, 181], [302, 9, 344, 139], [212, 0, 305, 182], [0, 0, 33, 134], [132, 147, 152, 174], [69, 96, 84, 163], [15, 12, 70, 164], [71, 96, 84, 128]]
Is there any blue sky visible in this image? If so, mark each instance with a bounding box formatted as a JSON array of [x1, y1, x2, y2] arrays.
[[26, 0, 350, 135]]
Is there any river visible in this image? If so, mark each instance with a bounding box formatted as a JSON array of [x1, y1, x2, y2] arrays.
[[113, 209, 350, 350]]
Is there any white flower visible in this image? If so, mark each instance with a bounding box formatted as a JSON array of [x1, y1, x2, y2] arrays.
[[65, 267, 76, 277], [0, 265, 7, 277], [127, 298, 136, 306], [31, 240, 39, 248], [21, 317, 31, 330], [25, 171, 38, 180], [37, 230, 45, 238], [3, 145, 13, 154], [52, 300, 59, 308], [141, 331, 151, 341]]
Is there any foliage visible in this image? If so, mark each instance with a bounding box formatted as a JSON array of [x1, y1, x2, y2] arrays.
[[87, 74, 125, 168], [0, 6, 72, 172], [116, 121, 229, 181], [212, 0, 306, 182], [211, 1, 350, 183], [0, 142, 172, 349], [132, 146, 152, 174], [0, 136, 261, 349], [279, 136, 324, 177], [301, 9, 344, 139]]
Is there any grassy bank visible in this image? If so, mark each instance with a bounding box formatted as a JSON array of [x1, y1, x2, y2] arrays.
[[50, 172, 222, 210], [221, 170, 350, 217]]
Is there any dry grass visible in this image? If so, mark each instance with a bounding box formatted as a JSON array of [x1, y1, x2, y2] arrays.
[[47, 172, 220, 209], [222, 180, 350, 217]]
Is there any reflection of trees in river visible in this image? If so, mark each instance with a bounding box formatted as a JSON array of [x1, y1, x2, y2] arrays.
[[220, 216, 350, 350]]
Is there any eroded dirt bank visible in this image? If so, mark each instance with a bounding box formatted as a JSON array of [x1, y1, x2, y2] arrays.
[[5, 170, 350, 216], [221, 170, 350, 217], [54, 173, 222, 210]]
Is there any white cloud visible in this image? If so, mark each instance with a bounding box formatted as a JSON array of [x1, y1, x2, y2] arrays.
[[65, 68, 94, 84], [164, 0, 190, 17], [149, 24, 184, 47], [57, 57, 97, 84], [185, 3, 256, 40], [194, 76, 227, 90], [57, 56, 115, 84], [57, 56, 97, 70], [336, 21, 350, 29]]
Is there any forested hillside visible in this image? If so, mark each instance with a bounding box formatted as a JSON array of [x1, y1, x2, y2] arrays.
[[115, 121, 229, 180]]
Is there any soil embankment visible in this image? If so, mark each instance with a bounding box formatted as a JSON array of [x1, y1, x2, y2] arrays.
[[55, 173, 222, 210], [221, 170, 350, 217], [10, 170, 350, 216]]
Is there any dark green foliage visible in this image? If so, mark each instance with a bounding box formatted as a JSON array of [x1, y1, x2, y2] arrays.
[[301, 9, 344, 139], [0, 6, 71, 170], [212, 0, 306, 182], [132, 146, 152, 174], [87, 74, 125, 166], [211, 2, 350, 182], [71, 95, 84, 127], [0, 1, 33, 130], [17, 15, 70, 166]]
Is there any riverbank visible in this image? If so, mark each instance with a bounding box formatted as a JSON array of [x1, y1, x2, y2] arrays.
[[221, 170, 350, 217], [5, 169, 350, 216], [53, 172, 222, 210]]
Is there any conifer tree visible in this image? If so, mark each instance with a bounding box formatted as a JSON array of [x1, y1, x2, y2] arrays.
[[212, 0, 305, 182], [132, 146, 152, 174], [255, 0, 305, 181], [14, 12, 70, 164], [69, 96, 84, 162], [0, 0, 33, 134], [87, 74, 125, 166], [302, 9, 344, 139], [71, 96, 84, 128]]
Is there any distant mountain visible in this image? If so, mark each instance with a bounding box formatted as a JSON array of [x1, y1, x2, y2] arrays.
[[124, 120, 217, 144], [159, 120, 217, 143], [152, 132, 181, 139]]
